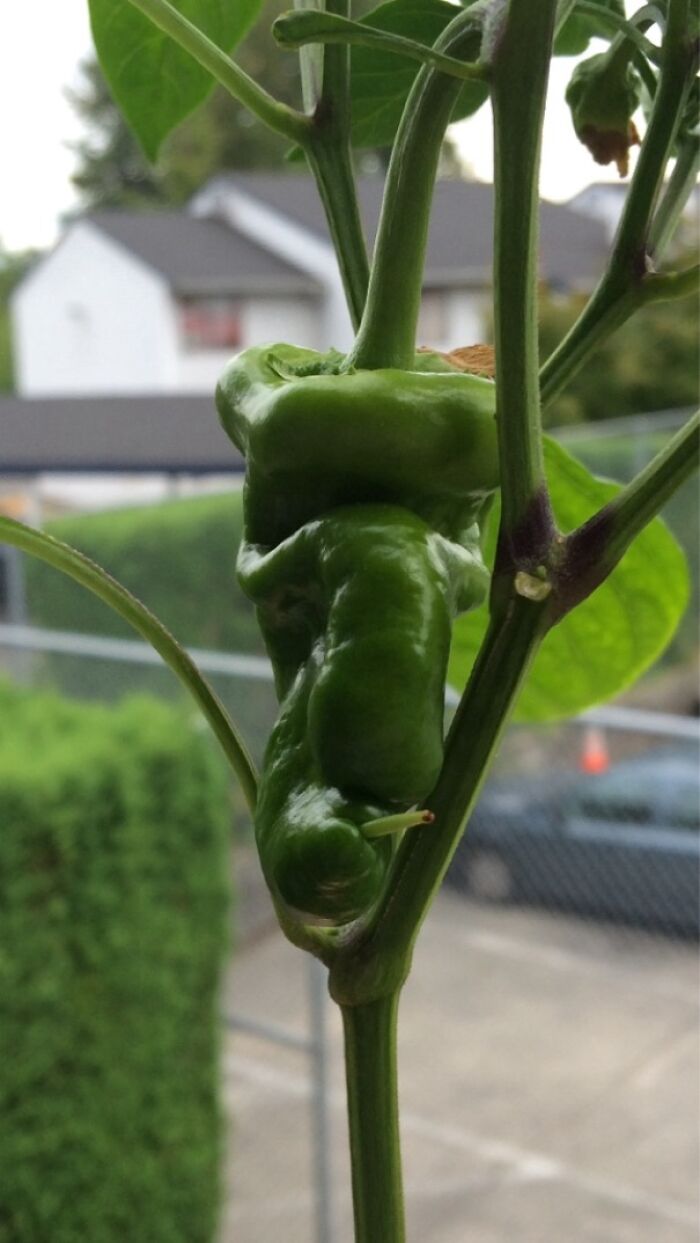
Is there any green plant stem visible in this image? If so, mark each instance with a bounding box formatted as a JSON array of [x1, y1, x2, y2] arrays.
[[125, 0, 308, 144], [275, 10, 489, 80], [330, 596, 546, 1004], [556, 411, 700, 620], [347, 8, 485, 370], [642, 263, 700, 303], [572, 1, 663, 64], [0, 517, 258, 813], [341, 993, 405, 1243], [491, 0, 559, 542], [649, 136, 700, 259], [598, 410, 700, 557], [304, 0, 370, 331], [540, 0, 695, 409]]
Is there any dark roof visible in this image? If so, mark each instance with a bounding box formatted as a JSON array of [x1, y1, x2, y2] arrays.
[[86, 210, 319, 297], [0, 394, 244, 475], [206, 173, 609, 289]]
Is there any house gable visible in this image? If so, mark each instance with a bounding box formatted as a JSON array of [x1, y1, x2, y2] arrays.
[[12, 221, 178, 396]]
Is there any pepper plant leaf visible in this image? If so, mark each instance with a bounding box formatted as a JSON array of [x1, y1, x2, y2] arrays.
[[350, 0, 488, 149], [554, 0, 626, 56], [448, 437, 690, 722], [88, 0, 262, 159], [0, 517, 258, 808]]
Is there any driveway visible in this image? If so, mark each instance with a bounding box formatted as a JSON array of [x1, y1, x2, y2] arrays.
[[220, 888, 699, 1242]]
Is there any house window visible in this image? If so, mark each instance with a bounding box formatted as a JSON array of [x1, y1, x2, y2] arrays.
[[178, 299, 242, 351]]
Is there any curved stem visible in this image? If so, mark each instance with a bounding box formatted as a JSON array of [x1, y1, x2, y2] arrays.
[[341, 993, 405, 1243], [304, 0, 370, 331], [275, 10, 488, 80], [540, 0, 696, 409], [0, 517, 259, 813], [491, 0, 558, 541], [125, 0, 309, 144], [572, 1, 663, 64], [347, 8, 485, 370]]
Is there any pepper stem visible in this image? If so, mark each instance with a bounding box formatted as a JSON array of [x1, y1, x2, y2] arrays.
[[361, 809, 435, 839]]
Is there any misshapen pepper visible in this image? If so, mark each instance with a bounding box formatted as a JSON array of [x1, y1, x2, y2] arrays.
[[217, 345, 499, 924]]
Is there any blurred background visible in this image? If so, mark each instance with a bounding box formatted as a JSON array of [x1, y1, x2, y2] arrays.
[[0, 5, 698, 1242]]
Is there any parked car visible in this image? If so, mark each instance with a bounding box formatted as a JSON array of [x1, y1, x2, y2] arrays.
[[445, 743, 700, 933]]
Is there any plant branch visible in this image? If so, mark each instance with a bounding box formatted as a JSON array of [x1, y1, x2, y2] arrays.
[[554, 411, 700, 618], [341, 994, 405, 1243], [275, 10, 489, 80], [346, 7, 486, 370], [490, 0, 559, 544], [125, 0, 309, 144], [572, 1, 663, 64], [0, 517, 259, 814], [540, 0, 696, 409], [649, 135, 700, 259], [642, 263, 700, 303], [329, 596, 547, 1005], [303, 0, 370, 331]]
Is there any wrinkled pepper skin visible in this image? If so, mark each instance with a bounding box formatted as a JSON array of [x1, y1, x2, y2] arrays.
[[217, 344, 498, 924]]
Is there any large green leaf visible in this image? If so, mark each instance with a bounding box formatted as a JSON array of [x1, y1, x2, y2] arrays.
[[554, 0, 625, 56], [89, 0, 262, 159], [350, 0, 488, 149], [448, 438, 690, 722]]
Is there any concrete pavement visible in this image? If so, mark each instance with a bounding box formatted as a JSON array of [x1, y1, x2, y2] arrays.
[[220, 890, 699, 1242]]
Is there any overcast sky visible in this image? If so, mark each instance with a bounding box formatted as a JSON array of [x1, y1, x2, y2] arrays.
[[1, 5, 630, 253]]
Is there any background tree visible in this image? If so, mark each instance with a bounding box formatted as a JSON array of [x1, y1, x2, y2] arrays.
[[68, 1, 305, 208], [538, 282, 699, 427], [0, 246, 38, 392]]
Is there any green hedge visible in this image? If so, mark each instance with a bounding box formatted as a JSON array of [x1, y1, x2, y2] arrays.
[[22, 490, 278, 767], [25, 490, 263, 654], [0, 683, 231, 1243]]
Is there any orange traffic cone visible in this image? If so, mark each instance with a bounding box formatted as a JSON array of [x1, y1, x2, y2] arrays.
[[580, 726, 610, 774]]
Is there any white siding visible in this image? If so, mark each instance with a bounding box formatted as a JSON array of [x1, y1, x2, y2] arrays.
[[13, 222, 178, 396], [241, 295, 319, 352], [417, 289, 487, 354], [444, 290, 488, 349]]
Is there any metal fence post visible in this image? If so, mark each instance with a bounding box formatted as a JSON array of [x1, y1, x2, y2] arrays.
[[308, 955, 335, 1243]]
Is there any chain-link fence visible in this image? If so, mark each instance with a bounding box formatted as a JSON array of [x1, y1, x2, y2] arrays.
[[0, 410, 697, 1241], [0, 620, 697, 1241]]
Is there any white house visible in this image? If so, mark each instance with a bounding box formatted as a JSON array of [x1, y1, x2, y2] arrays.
[[12, 174, 610, 398]]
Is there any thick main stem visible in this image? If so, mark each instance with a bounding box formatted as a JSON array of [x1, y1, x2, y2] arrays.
[[341, 993, 405, 1243], [491, 0, 558, 542]]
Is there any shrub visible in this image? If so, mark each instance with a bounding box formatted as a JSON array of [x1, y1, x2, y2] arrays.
[[0, 683, 231, 1243], [25, 490, 262, 654]]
